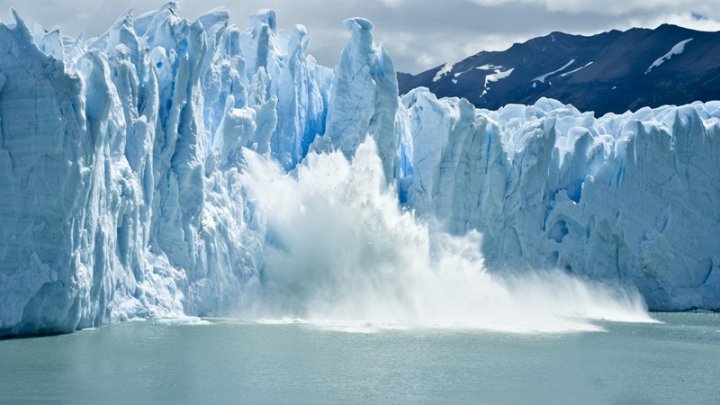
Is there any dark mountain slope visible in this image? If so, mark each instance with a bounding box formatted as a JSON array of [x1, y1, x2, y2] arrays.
[[398, 25, 720, 115]]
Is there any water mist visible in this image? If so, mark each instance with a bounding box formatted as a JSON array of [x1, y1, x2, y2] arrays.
[[238, 139, 654, 333]]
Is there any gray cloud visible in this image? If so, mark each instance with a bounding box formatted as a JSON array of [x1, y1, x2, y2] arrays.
[[1, 0, 718, 73]]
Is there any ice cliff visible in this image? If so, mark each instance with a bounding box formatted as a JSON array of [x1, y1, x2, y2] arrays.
[[0, 4, 717, 336], [398, 92, 720, 310]]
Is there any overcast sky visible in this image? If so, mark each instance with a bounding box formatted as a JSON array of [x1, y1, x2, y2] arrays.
[[2, 0, 719, 74]]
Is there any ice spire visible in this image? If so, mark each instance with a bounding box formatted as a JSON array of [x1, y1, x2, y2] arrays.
[[317, 17, 400, 182]]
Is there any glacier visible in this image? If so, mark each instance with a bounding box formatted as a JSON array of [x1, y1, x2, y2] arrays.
[[0, 4, 717, 337], [399, 92, 720, 311]]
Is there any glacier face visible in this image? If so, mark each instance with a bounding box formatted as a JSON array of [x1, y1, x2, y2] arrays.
[[0, 4, 717, 336], [399, 92, 720, 310], [0, 5, 300, 335]]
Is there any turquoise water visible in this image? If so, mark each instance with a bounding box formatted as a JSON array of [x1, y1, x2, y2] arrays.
[[1, 313, 718, 404]]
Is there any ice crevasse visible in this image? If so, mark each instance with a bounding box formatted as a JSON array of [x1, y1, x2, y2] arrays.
[[0, 4, 717, 336]]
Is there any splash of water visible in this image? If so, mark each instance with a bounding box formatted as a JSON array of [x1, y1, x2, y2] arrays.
[[238, 139, 654, 333]]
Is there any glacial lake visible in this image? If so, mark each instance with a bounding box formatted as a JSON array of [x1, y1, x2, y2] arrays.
[[1, 313, 718, 404]]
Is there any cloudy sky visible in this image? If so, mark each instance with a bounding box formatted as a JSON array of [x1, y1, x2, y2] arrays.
[[2, 0, 719, 73]]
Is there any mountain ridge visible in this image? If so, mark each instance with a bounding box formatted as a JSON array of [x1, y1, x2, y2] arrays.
[[398, 24, 720, 115]]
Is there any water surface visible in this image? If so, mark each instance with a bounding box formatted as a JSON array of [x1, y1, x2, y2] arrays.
[[1, 313, 718, 404]]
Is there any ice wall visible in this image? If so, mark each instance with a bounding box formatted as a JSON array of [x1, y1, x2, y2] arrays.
[[0, 4, 717, 336], [0, 4, 331, 336], [311, 18, 399, 181], [399, 90, 720, 310]]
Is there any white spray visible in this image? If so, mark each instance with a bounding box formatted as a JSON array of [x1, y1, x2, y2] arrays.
[[239, 138, 654, 333]]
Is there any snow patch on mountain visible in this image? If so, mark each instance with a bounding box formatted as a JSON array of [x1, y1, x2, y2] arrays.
[[482, 67, 514, 96], [560, 61, 593, 77], [432, 62, 453, 82], [533, 59, 575, 83], [645, 38, 693, 74]]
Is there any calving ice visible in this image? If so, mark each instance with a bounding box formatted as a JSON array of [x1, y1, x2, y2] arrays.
[[0, 3, 717, 337]]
